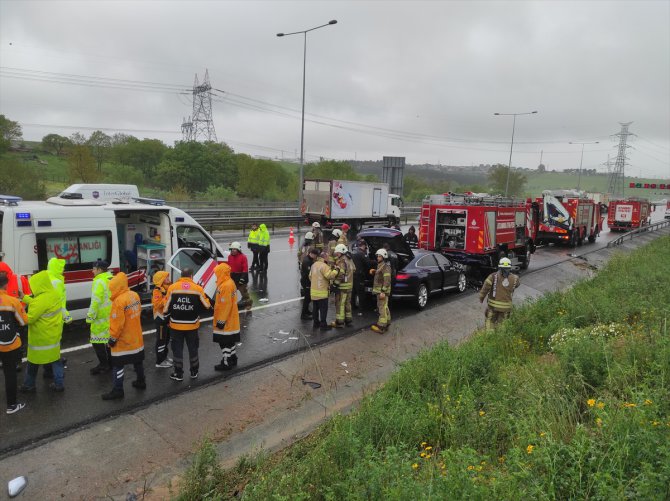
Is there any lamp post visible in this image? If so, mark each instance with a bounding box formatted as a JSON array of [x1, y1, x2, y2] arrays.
[[493, 110, 538, 197], [277, 19, 337, 201], [569, 141, 599, 191]]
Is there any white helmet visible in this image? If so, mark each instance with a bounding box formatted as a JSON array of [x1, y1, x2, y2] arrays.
[[334, 243, 348, 254], [376, 248, 388, 259], [332, 229, 342, 238], [229, 241, 242, 251], [312, 221, 321, 228], [304, 231, 314, 240], [499, 257, 512, 268]]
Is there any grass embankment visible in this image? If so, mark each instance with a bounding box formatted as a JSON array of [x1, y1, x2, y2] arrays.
[[179, 237, 670, 500]]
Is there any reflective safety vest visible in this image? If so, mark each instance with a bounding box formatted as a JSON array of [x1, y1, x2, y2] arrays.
[[87, 271, 113, 343], [247, 229, 260, 247], [26, 271, 64, 364], [479, 271, 520, 312], [257, 224, 270, 248]]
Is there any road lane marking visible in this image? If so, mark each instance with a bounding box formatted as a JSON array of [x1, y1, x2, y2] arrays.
[[43, 296, 304, 357]]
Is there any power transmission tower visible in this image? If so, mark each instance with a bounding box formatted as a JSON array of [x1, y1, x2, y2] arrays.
[[190, 69, 217, 142], [607, 122, 634, 197], [181, 116, 193, 142], [601, 154, 613, 176]]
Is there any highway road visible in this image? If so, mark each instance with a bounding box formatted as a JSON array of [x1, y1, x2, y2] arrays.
[[0, 210, 666, 457]]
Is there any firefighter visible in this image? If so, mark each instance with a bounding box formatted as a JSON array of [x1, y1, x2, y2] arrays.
[[297, 231, 314, 267], [370, 249, 392, 333], [164, 267, 211, 381], [330, 244, 355, 328], [247, 223, 261, 271], [102, 273, 145, 400], [311, 222, 324, 251], [212, 263, 241, 371], [300, 248, 318, 319], [152, 271, 172, 368], [257, 223, 271, 272], [20, 271, 65, 392], [309, 251, 340, 330], [228, 242, 252, 310], [86, 260, 113, 375], [327, 229, 341, 264], [0, 271, 28, 414], [479, 257, 520, 330]]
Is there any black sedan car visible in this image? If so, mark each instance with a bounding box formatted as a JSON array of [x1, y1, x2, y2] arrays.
[[357, 227, 467, 310]]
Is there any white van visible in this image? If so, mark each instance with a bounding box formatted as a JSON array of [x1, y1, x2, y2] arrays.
[[0, 186, 225, 320]]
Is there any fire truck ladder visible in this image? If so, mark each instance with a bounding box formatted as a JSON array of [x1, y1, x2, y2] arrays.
[[424, 194, 525, 208]]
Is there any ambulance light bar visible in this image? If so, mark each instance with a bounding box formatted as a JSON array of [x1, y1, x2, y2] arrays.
[[133, 197, 165, 206], [0, 195, 23, 206]]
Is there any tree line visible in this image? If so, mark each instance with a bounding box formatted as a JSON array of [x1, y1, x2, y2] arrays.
[[1, 114, 528, 201]]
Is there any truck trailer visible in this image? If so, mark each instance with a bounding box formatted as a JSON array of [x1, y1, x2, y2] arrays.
[[607, 198, 652, 231], [301, 179, 402, 231]]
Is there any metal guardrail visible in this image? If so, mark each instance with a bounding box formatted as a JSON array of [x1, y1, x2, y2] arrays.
[[607, 219, 670, 247]]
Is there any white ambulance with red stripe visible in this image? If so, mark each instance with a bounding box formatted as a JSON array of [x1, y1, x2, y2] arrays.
[[0, 185, 224, 320]]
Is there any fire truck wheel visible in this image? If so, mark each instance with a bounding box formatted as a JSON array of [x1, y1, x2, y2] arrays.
[[416, 283, 429, 310], [457, 273, 467, 292], [520, 248, 531, 270]]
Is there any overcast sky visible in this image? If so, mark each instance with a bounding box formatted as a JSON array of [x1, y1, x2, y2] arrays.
[[1, 0, 668, 178]]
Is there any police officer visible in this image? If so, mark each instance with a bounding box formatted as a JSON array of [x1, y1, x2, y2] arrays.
[[371, 249, 392, 333], [163, 267, 211, 381], [87, 259, 113, 375], [479, 257, 520, 330], [247, 223, 261, 271]]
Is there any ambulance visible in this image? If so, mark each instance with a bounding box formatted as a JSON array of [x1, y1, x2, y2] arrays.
[[0, 185, 225, 320]]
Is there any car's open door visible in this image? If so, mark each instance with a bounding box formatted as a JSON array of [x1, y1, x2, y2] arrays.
[[167, 247, 218, 300]]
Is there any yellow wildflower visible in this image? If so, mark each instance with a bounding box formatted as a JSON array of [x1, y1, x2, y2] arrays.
[[467, 465, 475, 471], [539, 432, 546, 438], [412, 463, 419, 470], [587, 399, 596, 407], [526, 444, 535, 455], [425, 454, 432, 459], [420, 452, 426, 458], [479, 410, 486, 417], [644, 399, 653, 406], [623, 402, 637, 408], [440, 463, 446, 470], [596, 417, 602, 427], [421, 441, 427, 447], [425, 446, 433, 451], [596, 402, 605, 409], [651, 421, 660, 427]]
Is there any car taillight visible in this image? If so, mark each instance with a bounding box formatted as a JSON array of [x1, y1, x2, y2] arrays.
[[396, 273, 411, 280]]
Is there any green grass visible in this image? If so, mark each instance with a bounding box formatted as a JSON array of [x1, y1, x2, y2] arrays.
[[180, 236, 670, 500]]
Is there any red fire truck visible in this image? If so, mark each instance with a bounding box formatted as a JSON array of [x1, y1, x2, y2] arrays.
[[418, 193, 540, 271], [607, 198, 651, 231], [536, 190, 603, 245]]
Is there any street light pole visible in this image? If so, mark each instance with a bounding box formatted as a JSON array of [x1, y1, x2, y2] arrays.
[[569, 141, 599, 191], [493, 110, 538, 197], [277, 20, 337, 202]]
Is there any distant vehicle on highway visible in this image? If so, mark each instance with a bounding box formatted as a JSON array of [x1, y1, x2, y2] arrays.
[[301, 179, 402, 232], [357, 227, 467, 310], [607, 198, 652, 231]]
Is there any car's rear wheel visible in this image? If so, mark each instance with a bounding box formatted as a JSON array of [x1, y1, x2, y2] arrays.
[[416, 283, 429, 310], [457, 272, 467, 292]]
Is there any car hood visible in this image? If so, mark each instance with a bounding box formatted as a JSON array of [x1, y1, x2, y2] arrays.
[[356, 228, 414, 260]]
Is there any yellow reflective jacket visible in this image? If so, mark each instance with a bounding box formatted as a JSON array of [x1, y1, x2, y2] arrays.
[[26, 271, 63, 364]]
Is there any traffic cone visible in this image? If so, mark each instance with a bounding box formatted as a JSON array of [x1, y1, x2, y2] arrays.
[[288, 227, 295, 246]]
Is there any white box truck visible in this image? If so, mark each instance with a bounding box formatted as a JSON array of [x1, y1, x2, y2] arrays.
[[301, 179, 402, 231]]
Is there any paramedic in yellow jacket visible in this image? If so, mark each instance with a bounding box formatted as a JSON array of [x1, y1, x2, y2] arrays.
[[479, 257, 520, 330], [309, 251, 340, 330], [152, 271, 172, 368], [330, 244, 355, 328], [212, 263, 241, 371], [371, 249, 392, 333], [86, 259, 113, 375], [102, 273, 145, 400], [21, 271, 65, 392]]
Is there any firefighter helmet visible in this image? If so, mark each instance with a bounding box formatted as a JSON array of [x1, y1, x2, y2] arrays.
[[334, 244, 348, 254], [312, 221, 321, 228], [229, 241, 242, 251], [304, 231, 314, 240], [498, 257, 512, 268], [332, 229, 342, 238], [376, 248, 388, 259]]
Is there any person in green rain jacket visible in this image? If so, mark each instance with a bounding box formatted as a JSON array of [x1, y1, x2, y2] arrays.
[[87, 259, 113, 374], [257, 223, 271, 272], [47, 258, 72, 324], [20, 271, 65, 392]]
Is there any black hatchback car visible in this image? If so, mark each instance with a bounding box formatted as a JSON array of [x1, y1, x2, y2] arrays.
[[357, 227, 467, 310]]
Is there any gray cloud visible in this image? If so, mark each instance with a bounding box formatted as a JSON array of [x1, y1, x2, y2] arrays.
[[1, 0, 668, 178]]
